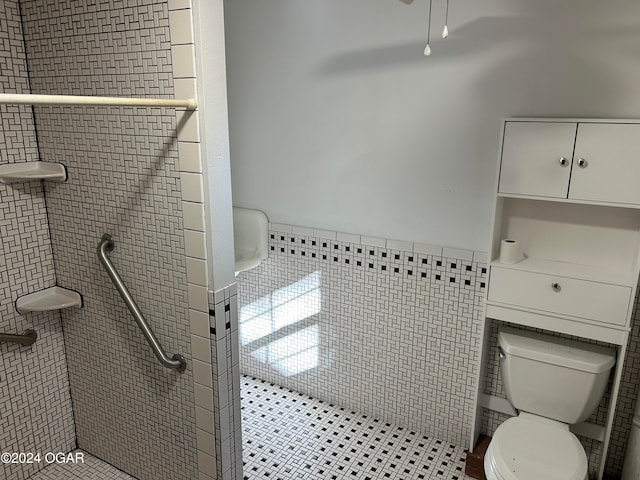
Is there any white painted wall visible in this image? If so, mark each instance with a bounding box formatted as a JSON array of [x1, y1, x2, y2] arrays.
[[225, 0, 640, 251]]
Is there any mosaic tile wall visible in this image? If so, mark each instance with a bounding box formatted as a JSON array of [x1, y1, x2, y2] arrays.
[[209, 287, 243, 480], [237, 223, 640, 478], [237, 224, 487, 446], [18, 1, 206, 478], [0, 2, 76, 480]]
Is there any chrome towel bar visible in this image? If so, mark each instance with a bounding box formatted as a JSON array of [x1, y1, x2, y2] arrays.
[[97, 234, 187, 372], [0, 329, 37, 346]]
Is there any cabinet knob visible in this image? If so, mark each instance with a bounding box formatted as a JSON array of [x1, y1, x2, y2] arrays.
[[551, 282, 561, 292], [558, 157, 569, 167], [577, 158, 588, 168]]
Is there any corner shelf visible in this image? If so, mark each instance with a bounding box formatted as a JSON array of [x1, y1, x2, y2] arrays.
[[16, 286, 82, 314], [235, 249, 263, 275], [0, 162, 67, 183]]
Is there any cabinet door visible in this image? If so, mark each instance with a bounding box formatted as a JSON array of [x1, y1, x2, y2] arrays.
[[498, 121, 577, 198], [569, 123, 640, 205]]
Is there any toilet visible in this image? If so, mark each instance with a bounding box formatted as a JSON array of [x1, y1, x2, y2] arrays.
[[484, 327, 616, 480]]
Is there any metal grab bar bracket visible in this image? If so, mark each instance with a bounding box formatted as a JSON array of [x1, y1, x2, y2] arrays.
[[98, 234, 187, 372], [0, 329, 37, 346]]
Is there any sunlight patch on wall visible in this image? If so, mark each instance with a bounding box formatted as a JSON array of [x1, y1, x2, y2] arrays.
[[239, 271, 321, 376]]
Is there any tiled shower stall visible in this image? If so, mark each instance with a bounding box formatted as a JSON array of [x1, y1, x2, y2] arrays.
[[1, 1, 239, 479]]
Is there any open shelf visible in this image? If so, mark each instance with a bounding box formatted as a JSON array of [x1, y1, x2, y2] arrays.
[[497, 192, 640, 210], [16, 286, 82, 314], [0, 161, 67, 183], [495, 197, 640, 280]]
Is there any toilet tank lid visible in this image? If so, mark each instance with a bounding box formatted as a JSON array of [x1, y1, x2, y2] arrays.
[[498, 328, 616, 374]]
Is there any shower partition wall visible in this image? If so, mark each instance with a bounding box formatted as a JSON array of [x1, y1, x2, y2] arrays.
[[20, 1, 201, 477]]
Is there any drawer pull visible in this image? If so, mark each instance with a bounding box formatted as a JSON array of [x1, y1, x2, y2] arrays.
[[551, 282, 562, 292]]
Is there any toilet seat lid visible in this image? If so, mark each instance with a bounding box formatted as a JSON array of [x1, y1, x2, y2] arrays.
[[491, 415, 587, 480]]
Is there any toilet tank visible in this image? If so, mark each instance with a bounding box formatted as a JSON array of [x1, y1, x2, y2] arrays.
[[498, 328, 616, 424]]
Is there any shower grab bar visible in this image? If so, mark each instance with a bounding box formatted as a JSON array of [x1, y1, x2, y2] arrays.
[[97, 234, 187, 372], [0, 329, 37, 346]]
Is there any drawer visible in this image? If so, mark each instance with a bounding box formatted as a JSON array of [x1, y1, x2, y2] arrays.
[[488, 267, 631, 326]]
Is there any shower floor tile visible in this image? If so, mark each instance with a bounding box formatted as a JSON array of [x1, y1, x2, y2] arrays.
[[242, 376, 472, 480], [27, 450, 135, 480]]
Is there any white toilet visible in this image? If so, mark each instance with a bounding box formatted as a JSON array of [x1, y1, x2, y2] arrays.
[[484, 327, 616, 480]]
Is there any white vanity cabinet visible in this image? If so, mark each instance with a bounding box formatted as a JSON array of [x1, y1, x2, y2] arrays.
[[498, 120, 640, 205], [471, 118, 640, 480]]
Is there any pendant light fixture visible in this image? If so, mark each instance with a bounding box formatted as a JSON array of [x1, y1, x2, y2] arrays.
[[424, 0, 432, 56], [398, 0, 450, 55], [442, 0, 449, 38]]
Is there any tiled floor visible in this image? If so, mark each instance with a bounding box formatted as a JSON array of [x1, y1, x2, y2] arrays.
[[27, 450, 135, 480], [28, 376, 470, 480], [242, 376, 471, 480]]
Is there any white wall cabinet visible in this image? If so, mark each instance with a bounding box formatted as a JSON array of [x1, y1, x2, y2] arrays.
[[499, 120, 640, 206], [472, 118, 640, 480]]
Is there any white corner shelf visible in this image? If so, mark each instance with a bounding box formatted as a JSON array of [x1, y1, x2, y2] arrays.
[[235, 249, 264, 275], [0, 161, 67, 183], [16, 286, 82, 314]]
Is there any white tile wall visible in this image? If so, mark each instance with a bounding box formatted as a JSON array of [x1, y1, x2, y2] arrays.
[[237, 224, 487, 446], [181, 171, 205, 202], [183, 201, 206, 231], [171, 44, 197, 78], [0, 3, 76, 480], [3, 2, 228, 480], [18, 1, 206, 479], [209, 292, 243, 480]]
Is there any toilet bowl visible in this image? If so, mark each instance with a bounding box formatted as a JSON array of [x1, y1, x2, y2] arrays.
[[483, 328, 615, 480], [484, 413, 587, 480]]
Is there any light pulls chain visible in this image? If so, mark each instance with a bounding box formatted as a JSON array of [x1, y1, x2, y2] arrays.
[[416, 0, 450, 56]]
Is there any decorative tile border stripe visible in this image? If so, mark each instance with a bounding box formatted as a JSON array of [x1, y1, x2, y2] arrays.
[[269, 222, 488, 264], [268, 224, 488, 288]]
